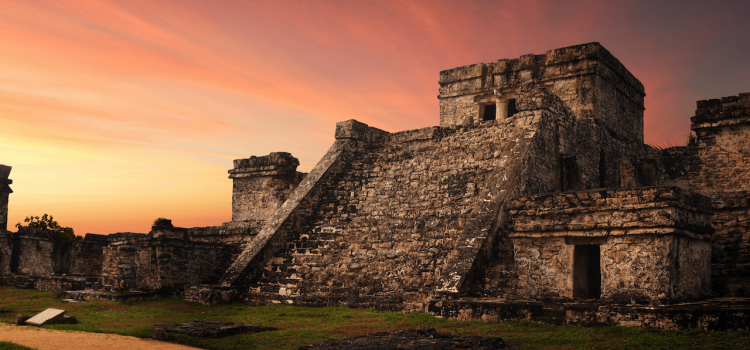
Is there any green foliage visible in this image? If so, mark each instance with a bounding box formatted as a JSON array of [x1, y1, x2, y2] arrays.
[[0, 342, 36, 350], [15, 214, 79, 241], [152, 217, 173, 227], [1, 287, 749, 350]]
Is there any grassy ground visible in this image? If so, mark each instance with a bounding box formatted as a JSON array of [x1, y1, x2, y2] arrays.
[[0, 341, 35, 350], [1, 287, 749, 350]]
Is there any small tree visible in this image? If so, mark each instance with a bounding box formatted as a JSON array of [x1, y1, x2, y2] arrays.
[[16, 214, 80, 241]]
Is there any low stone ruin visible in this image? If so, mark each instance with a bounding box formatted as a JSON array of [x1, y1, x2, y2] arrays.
[[154, 319, 277, 338]]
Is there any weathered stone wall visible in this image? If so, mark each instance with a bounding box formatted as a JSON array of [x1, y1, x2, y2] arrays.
[[69, 234, 110, 276], [100, 232, 241, 292], [710, 191, 750, 296], [0, 231, 12, 275], [602, 235, 710, 303], [215, 85, 593, 309], [438, 42, 645, 145], [229, 152, 305, 222], [643, 93, 750, 297], [0, 164, 11, 232], [184, 221, 263, 244], [11, 227, 72, 276], [513, 237, 573, 300], [475, 187, 713, 303]]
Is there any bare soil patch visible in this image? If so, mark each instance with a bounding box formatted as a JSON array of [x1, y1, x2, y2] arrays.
[[0, 325, 200, 350]]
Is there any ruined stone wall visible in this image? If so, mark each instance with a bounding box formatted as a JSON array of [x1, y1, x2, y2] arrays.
[[474, 187, 713, 302], [11, 228, 72, 276], [644, 93, 750, 298], [216, 86, 586, 309], [438, 43, 645, 146], [0, 164, 12, 232], [710, 191, 750, 296], [0, 232, 12, 275], [513, 237, 572, 300], [602, 235, 710, 303], [184, 221, 263, 244], [69, 234, 109, 276], [100, 232, 240, 292], [685, 93, 750, 194], [229, 152, 305, 222]]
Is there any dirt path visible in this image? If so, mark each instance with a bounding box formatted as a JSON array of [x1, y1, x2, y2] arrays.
[[0, 325, 201, 350]]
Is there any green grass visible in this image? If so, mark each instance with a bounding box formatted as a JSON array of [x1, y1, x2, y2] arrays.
[[1, 287, 749, 349], [0, 341, 36, 350]]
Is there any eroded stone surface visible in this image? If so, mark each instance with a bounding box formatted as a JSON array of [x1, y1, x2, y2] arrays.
[[300, 326, 505, 350], [154, 319, 276, 338]]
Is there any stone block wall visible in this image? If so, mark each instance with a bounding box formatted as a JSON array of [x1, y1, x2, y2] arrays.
[[229, 152, 306, 222], [438, 42, 645, 145], [474, 187, 713, 303], [9, 228, 72, 276], [641, 93, 750, 297], [216, 85, 594, 309], [710, 191, 750, 296], [69, 234, 110, 276], [99, 231, 243, 292], [0, 164, 11, 232], [688, 93, 750, 193]]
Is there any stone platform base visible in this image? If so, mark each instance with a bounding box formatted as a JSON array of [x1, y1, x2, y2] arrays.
[[67, 289, 158, 302], [0, 275, 99, 292], [426, 297, 750, 331]]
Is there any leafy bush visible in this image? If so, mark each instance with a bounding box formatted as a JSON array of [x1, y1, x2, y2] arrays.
[[15, 214, 80, 241]]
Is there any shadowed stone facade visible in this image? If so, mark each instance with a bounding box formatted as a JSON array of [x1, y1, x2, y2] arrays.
[[2, 42, 750, 330]]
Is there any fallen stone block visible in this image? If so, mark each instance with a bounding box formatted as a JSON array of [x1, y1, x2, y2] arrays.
[[154, 319, 277, 338], [24, 308, 66, 326]]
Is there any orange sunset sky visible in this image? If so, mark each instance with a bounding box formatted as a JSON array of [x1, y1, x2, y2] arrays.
[[1, 0, 748, 235]]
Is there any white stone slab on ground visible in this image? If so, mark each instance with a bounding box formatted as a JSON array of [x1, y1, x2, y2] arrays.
[[25, 308, 66, 326]]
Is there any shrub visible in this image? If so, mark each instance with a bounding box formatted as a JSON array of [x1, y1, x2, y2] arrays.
[[15, 214, 80, 241]]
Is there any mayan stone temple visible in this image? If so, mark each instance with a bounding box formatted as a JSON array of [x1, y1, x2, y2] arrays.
[[2, 42, 749, 330]]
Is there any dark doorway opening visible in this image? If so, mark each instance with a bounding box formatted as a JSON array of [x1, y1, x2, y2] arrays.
[[482, 104, 497, 121], [573, 245, 601, 299], [507, 99, 518, 117]]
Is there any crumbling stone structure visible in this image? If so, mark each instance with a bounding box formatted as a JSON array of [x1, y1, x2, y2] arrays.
[[2, 43, 749, 330], [229, 152, 305, 223], [0, 165, 11, 232]]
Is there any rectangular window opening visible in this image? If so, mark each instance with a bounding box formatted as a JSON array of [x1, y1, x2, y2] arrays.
[[507, 99, 518, 117], [573, 245, 601, 299], [482, 104, 497, 121]]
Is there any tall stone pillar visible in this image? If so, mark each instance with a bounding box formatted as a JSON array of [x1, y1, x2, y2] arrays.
[[0, 165, 12, 232], [228, 152, 304, 222]]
